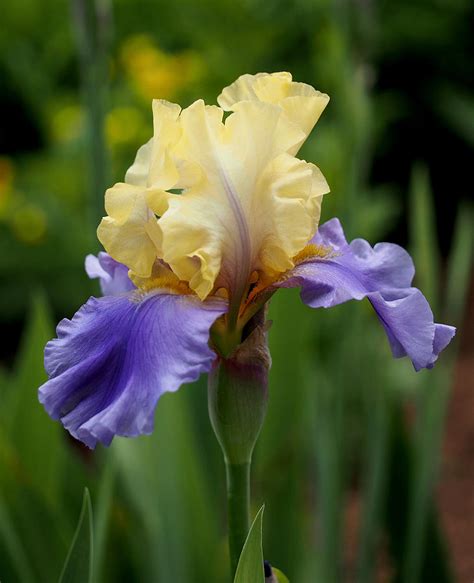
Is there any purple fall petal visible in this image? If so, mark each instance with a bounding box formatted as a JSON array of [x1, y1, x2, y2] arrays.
[[278, 218, 455, 370], [39, 291, 227, 448], [85, 252, 135, 295], [368, 290, 455, 371]]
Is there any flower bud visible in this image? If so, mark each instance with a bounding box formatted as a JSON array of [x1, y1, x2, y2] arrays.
[[208, 309, 270, 465]]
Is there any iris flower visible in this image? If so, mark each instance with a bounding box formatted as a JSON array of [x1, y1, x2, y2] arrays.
[[39, 72, 455, 448]]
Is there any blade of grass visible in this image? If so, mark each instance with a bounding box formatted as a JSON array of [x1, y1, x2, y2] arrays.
[[444, 203, 473, 325], [401, 175, 469, 583], [408, 164, 439, 309], [257, 289, 317, 578], [7, 292, 64, 507], [59, 488, 94, 583], [384, 403, 452, 583], [70, 0, 111, 232], [112, 379, 221, 582], [356, 384, 391, 583], [234, 505, 265, 583], [314, 303, 369, 583], [92, 458, 115, 583], [0, 493, 36, 583]]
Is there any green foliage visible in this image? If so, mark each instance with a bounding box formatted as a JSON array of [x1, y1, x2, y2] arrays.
[[59, 489, 93, 583], [234, 506, 265, 583], [111, 384, 223, 582], [6, 293, 63, 506], [409, 165, 439, 309], [445, 203, 474, 326], [0, 0, 471, 581], [0, 294, 67, 582]]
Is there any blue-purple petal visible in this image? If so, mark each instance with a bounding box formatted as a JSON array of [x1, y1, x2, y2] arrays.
[[431, 324, 457, 368], [85, 252, 135, 295], [39, 291, 227, 448], [279, 218, 455, 370], [368, 290, 455, 371]]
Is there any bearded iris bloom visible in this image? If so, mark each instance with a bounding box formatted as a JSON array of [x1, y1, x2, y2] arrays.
[[39, 72, 455, 449]]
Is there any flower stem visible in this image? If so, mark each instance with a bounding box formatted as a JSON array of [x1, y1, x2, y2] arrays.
[[225, 461, 251, 577], [208, 309, 270, 579]]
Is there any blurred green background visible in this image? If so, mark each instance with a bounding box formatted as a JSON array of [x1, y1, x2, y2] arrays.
[[0, 0, 472, 581]]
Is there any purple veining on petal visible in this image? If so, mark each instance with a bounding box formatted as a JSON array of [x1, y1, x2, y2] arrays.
[[39, 290, 227, 448], [278, 218, 455, 370], [218, 166, 252, 300], [85, 252, 135, 296]]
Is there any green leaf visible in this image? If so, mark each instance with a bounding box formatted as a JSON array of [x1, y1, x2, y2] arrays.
[[0, 494, 35, 583], [5, 292, 64, 506], [356, 386, 391, 583], [93, 460, 116, 583], [273, 567, 290, 582], [409, 164, 439, 310], [59, 488, 93, 583], [112, 382, 222, 582], [445, 203, 473, 326], [234, 505, 265, 583], [259, 290, 315, 575]]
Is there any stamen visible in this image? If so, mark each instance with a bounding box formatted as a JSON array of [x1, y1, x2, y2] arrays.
[[242, 243, 334, 309], [134, 274, 192, 296], [215, 287, 230, 299], [293, 243, 332, 264]]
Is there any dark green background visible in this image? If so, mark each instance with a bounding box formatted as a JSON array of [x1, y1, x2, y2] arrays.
[[0, 0, 472, 581]]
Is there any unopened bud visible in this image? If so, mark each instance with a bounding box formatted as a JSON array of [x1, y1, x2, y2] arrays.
[[208, 309, 270, 465]]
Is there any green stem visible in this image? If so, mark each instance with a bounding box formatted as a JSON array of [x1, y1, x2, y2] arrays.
[[70, 0, 112, 234], [208, 318, 270, 577], [208, 310, 270, 579], [226, 461, 251, 577]]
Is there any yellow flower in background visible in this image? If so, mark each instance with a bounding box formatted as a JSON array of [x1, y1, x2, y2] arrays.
[[121, 35, 205, 102], [50, 105, 85, 144], [11, 203, 47, 245], [98, 72, 330, 303], [105, 106, 147, 146]]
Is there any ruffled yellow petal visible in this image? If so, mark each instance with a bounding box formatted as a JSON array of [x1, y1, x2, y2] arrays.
[[125, 99, 181, 190], [157, 98, 329, 300], [100, 100, 184, 277], [97, 73, 330, 301], [256, 153, 329, 275], [218, 72, 329, 155], [124, 139, 153, 186], [148, 100, 182, 188], [97, 182, 162, 277], [217, 72, 292, 106]]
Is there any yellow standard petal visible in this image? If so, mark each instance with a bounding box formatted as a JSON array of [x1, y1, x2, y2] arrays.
[[97, 182, 162, 278], [98, 100, 184, 278], [157, 97, 329, 301], [97, 73, 330, 305], [217, 71, 330, 155], [125, 99, 182, 190]]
